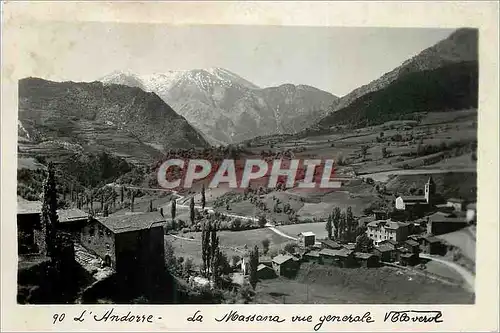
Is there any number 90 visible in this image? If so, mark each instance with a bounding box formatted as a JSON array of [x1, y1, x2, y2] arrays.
[[52, 313, 65, 324]]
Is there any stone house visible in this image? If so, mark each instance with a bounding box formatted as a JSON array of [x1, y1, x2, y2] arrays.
[[272, 254, 299, 277], [426, 212, 468, 236], [318, 248, 356, 268], [403, 239, 420, 254], [80, 212, 166, 286], [256, 264, 276, 279], [298, 231, 316, 247], [373, 244, 396, 262], [354, 252, 379, 268]]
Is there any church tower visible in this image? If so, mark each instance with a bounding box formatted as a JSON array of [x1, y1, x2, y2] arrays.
[[424, 176, 436, 204]]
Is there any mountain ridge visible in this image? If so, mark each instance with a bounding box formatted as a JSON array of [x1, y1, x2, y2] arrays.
[[100, 68, 338, 145]]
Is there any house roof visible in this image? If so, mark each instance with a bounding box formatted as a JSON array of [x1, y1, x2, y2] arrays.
[[423, 235, 441, 243], [17, 200, 42, 215], [400, 196, 427, 203], [343, 243, 356, 250], [304, 251, 320, 258], [319, 248, 353, 258], [58, 208, 88, 223], [354, 252, 375, 260], [98, 212, 166, 234], [405, 239, 419, 247], [447, 198, 465, 203], [380, 239, 398, 246], [428, 212, 466, 224], [320, 239, 342, 249], [375, 244, 394, 253], [299, 231, 315, 237], [257, 264, 272, 271], [272, 254, 294, 265]]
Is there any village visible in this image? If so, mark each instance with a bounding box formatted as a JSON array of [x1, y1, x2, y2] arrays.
[[16, 159, 477, 304]]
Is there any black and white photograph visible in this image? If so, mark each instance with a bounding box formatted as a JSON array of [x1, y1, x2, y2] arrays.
[[12, 20, 481, 306]]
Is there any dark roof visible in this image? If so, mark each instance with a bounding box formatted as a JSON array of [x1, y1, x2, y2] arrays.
[[423, 235, 441, 243], [320, 239, 342, 249], [405, 239, 419, 247], [380, 239, 398, 246], [98, 212, 166, 234], [17, 200, 42, 215], [272, 254, 294, 265], [447, 198, 465, 203], [428, 212, 466, 223], [375, 244, 394, 253], [354, 252, 375, 260], [304, 251, 320, 258], [319, 248, 353, 258], [400, 196, 427, 203], [58, 208, 88, 223]]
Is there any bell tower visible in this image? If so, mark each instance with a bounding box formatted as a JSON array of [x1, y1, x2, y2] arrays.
[[424, 176, 436, 204]]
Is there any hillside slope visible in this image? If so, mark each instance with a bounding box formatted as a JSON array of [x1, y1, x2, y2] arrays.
[[18, 78, 209, 164]]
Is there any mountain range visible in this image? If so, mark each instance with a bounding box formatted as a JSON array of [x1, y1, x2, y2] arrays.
[[100, 67, 338, 145]]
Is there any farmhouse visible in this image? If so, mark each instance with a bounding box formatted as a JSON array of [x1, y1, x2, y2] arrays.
[[319, 248, 356, 268], [378, 239, 398, 249], [272, 254, 299, 277], [373, 244, 396, 262], [256, 264, 276, 279], [398, 252, 419, 266], [17, 200, 87, 255], [426, 211, 468, 236], [80, 212, 165, 286], [403, 239, 420, 254], [366, 220, 410, 243], [354, 252, 379, 268], [298, 231, 316, 247], [421, 235, 446, 255], [303, 250, 321, 263]]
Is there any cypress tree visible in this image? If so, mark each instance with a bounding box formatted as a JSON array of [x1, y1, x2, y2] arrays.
[[189, 197, 195, 225], [201, 184, 206, 210], [249, 245, 259, 289], [171, 198, 176, 221], [40, 162, 59, 258]]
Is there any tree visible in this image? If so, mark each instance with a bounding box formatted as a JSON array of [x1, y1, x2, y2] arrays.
[[249, 245, 259, 289], [130, 190, 135, 212], [355, 231, 374, 253], [361, 146, 369, 160], [120, 186, 124, 203], [382, 147, 390, 158], [258, 215, 267, 228], [148, 199, 153, 212], [333, 207, 341, 240], [345, 206, 355, 242], [338, 211, 346, 242], [40, 162, 59, 257], [171, 198, 176, 222], [201, 184, 206, 210], [326, 214, 333, 239], [190, 197, 195, 225], [261, 238, 270, 254]]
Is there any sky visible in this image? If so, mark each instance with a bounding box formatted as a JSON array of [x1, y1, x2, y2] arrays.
[[15, 22, 455, 96]]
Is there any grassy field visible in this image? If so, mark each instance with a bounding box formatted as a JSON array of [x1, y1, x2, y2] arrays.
[[253, 263, 474, 304]]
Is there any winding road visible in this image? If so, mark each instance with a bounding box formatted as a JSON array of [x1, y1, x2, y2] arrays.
[[420, 253, 475, 292]]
